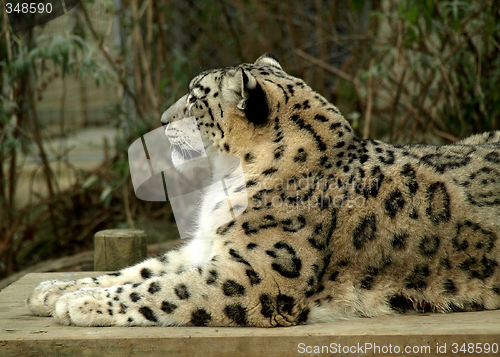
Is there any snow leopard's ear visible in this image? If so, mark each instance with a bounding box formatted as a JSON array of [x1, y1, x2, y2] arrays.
[[254, 53, 282, 70], [222, 66, 269, 126]]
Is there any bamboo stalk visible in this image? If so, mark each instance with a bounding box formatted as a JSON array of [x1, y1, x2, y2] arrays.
[[363, 59, 374, 140], [123, 183, 135, 229], [131, 0, 144, 111], [389, 62, 407, 142], [26, 76, 60, 241], [79, 2, 145, 116], [219, 0, 245, 61]]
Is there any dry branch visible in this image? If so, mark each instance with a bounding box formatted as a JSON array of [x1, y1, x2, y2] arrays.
[[295, 49, 354, 83]]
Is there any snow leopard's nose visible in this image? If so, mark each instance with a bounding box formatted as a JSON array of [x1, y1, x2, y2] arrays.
[[160, 110, 169, 126], [161, 94, 188, 125]]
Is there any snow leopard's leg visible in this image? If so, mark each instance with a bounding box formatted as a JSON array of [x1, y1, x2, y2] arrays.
[[27, 242, 206, 317], [51, 249, 303, 327]]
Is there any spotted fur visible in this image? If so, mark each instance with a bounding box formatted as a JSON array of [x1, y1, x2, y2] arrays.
[[27, 54, 500, 326]]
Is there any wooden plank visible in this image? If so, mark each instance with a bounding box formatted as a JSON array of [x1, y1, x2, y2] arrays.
[[1, 273, 500, 356]]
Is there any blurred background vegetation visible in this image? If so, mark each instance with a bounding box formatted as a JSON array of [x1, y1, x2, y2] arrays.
[[1, 0, 499, 283]]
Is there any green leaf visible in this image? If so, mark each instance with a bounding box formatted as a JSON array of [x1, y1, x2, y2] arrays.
[[12, 58, 25, 76], [453, 16, 460, 33], [351, 0, 366, 12], [82, 175, 98, 189], [158, 78, 169, 96], [93, 71, 100, 86], [100, 186, 112, 202], [405, 4, 419, 24], [397, 2, 405, 17]]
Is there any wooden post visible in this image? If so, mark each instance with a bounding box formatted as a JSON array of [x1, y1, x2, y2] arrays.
[[94, 229, 147, 271]]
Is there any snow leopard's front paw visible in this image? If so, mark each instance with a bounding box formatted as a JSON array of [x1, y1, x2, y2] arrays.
[[27, 279, 82, 317], [54, 288, 115, 326]]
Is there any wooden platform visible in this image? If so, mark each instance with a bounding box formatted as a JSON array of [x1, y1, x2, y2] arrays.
[[1, 273, 500, 356]]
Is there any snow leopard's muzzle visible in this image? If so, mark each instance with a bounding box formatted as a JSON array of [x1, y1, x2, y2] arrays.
[[161, 94, 205, 164]]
